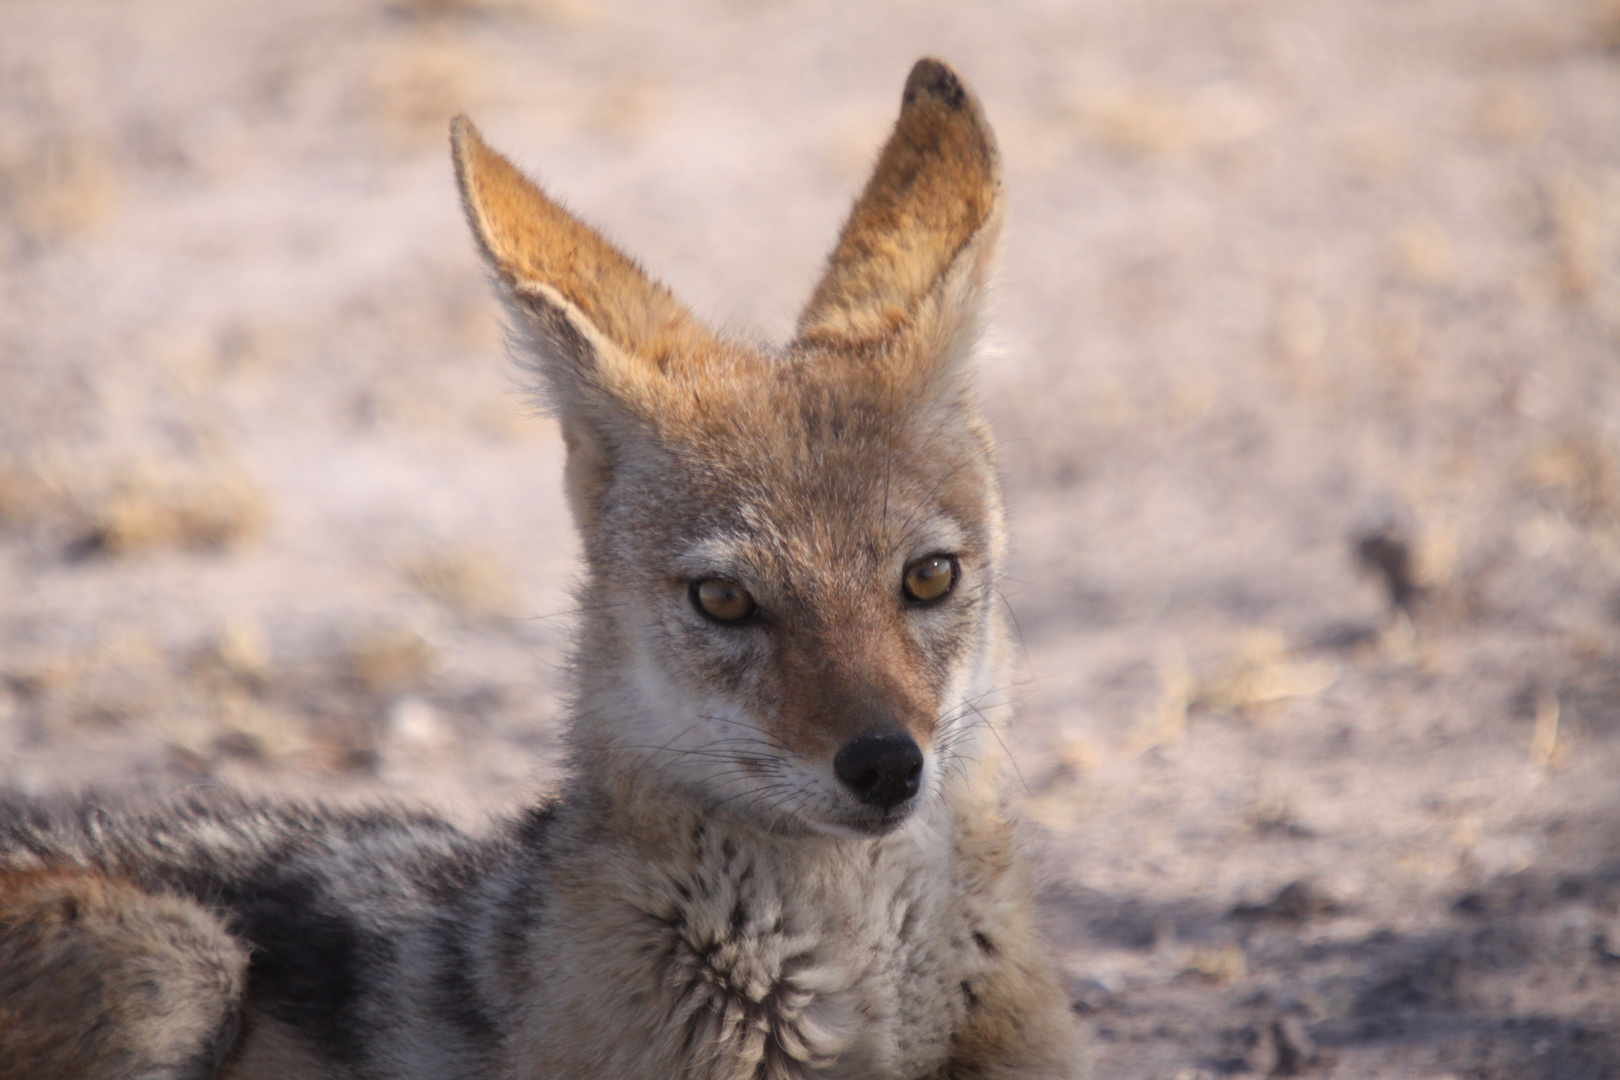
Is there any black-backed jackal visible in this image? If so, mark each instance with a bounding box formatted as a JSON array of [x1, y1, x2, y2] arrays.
[[0, 59, 1085, 1080]]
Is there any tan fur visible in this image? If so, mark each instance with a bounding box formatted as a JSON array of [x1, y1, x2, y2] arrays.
[[0, 57, 1084, 1080], [223, 1014, 330, 1080], [451, 116, 713, 369], [450, 56, 1083, 1079], [796, 58, 1003, 351], [0, 871, 247, 1080]]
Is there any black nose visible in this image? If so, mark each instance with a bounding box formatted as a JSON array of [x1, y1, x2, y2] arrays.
[[834, 731, 924, 810]]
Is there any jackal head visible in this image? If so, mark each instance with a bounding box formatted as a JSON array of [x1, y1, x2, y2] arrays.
[[454, 59, 1006, 837]]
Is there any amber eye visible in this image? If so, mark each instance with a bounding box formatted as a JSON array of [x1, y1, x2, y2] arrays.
[[902, 555, 958, 604], [692, 578, 756, 622]]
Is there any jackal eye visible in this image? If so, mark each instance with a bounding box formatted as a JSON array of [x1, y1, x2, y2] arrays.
[[902, 555, 958, 604], [692, 578, 756, 623]]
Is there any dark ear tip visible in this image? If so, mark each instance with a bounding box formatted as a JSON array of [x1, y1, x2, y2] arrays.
[[449, 114, 479, 155], [903, 58, 968, 112]]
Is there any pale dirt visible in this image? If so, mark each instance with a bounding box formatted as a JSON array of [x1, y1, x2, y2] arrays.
[[3, 1, 1620, 1077]]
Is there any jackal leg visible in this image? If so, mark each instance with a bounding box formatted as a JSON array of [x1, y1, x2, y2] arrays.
[[928, 950, 1088, 1080], [0, 872, 248, 1080]]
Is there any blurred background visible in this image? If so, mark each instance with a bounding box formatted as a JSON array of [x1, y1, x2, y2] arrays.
[[2, 0, 1618, 1076]]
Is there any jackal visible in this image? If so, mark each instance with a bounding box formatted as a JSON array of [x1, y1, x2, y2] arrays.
[[0, 58, 1084, 1079]]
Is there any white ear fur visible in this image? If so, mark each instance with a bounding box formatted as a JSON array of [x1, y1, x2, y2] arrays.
[[498, 282, 631, 531], [453, 117, 707, 531]]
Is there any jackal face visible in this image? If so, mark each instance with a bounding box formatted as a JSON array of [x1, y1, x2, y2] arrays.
[[455, 60, 1006, 837]]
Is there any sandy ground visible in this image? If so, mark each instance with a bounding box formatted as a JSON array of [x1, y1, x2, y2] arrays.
[[3, 1, 1620, 1076]]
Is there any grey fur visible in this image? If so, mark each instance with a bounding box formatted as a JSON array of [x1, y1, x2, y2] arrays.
[[0, 58, 1085, 1080]]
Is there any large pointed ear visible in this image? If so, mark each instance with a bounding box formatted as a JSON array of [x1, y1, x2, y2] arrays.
[[451, 117, 711, 528], [794, 59, 1003, 369]]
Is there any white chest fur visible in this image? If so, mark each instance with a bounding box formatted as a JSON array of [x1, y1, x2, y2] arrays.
[[527, 797, 984, 1080]]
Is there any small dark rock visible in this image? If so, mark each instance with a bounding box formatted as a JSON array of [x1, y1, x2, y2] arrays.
[[1272, 1016, 1317, 1075], [1233, 880, 1342, 922], [1310, 621, 1381, 650], [1355, 528, 1420, 612], [1594, 928, 1620, 965], [1065, 975, 1115, 1014], [212, 728, 265, 762], [167, 743, 212, 778], [1244, 1022, 1279, 1074]]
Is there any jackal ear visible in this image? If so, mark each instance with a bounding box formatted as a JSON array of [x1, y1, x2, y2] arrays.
[[793, 59, 1003, 386], [451, 116, 711, 528]]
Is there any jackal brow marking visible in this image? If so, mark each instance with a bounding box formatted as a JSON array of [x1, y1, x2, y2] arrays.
[[0, 58, 1085, 1080]]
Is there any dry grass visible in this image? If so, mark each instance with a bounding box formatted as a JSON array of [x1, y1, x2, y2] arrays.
[[188, 620, 272, 691], [0, 132, 119, 247], [1179, 943, 1248, 985], [1543, 171, 1608, 302], [1412, 517, 1463, 594], [405, 542, 516, 618], [585, 78, 661, 141], [165, 689, 313, 772], [1340, 120, 1406, 186], [86, 461, 272, 556], [1523, 433, 1619, 524], [0, 457, 56, 529], [179, 621, 302, 769], [8, 633, 172, 735], [1391, 220, 1458, 287], [1246, 791, 1306, 837], [1476, 82, 1548, 146], [1270, 293, 1327, 370], [390, 0, 591, 21], [4, 619, 325, 777], [1069, 83, 1274, 162], [1529, 691, 1565, 772], [1193, 631, 1339, 717], [345, 624, 439, 695], [140, 319, 299, 396], [1, 455, 272, 554], [362, 31, 486, 149], [1130, 648, 1192, 754]]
